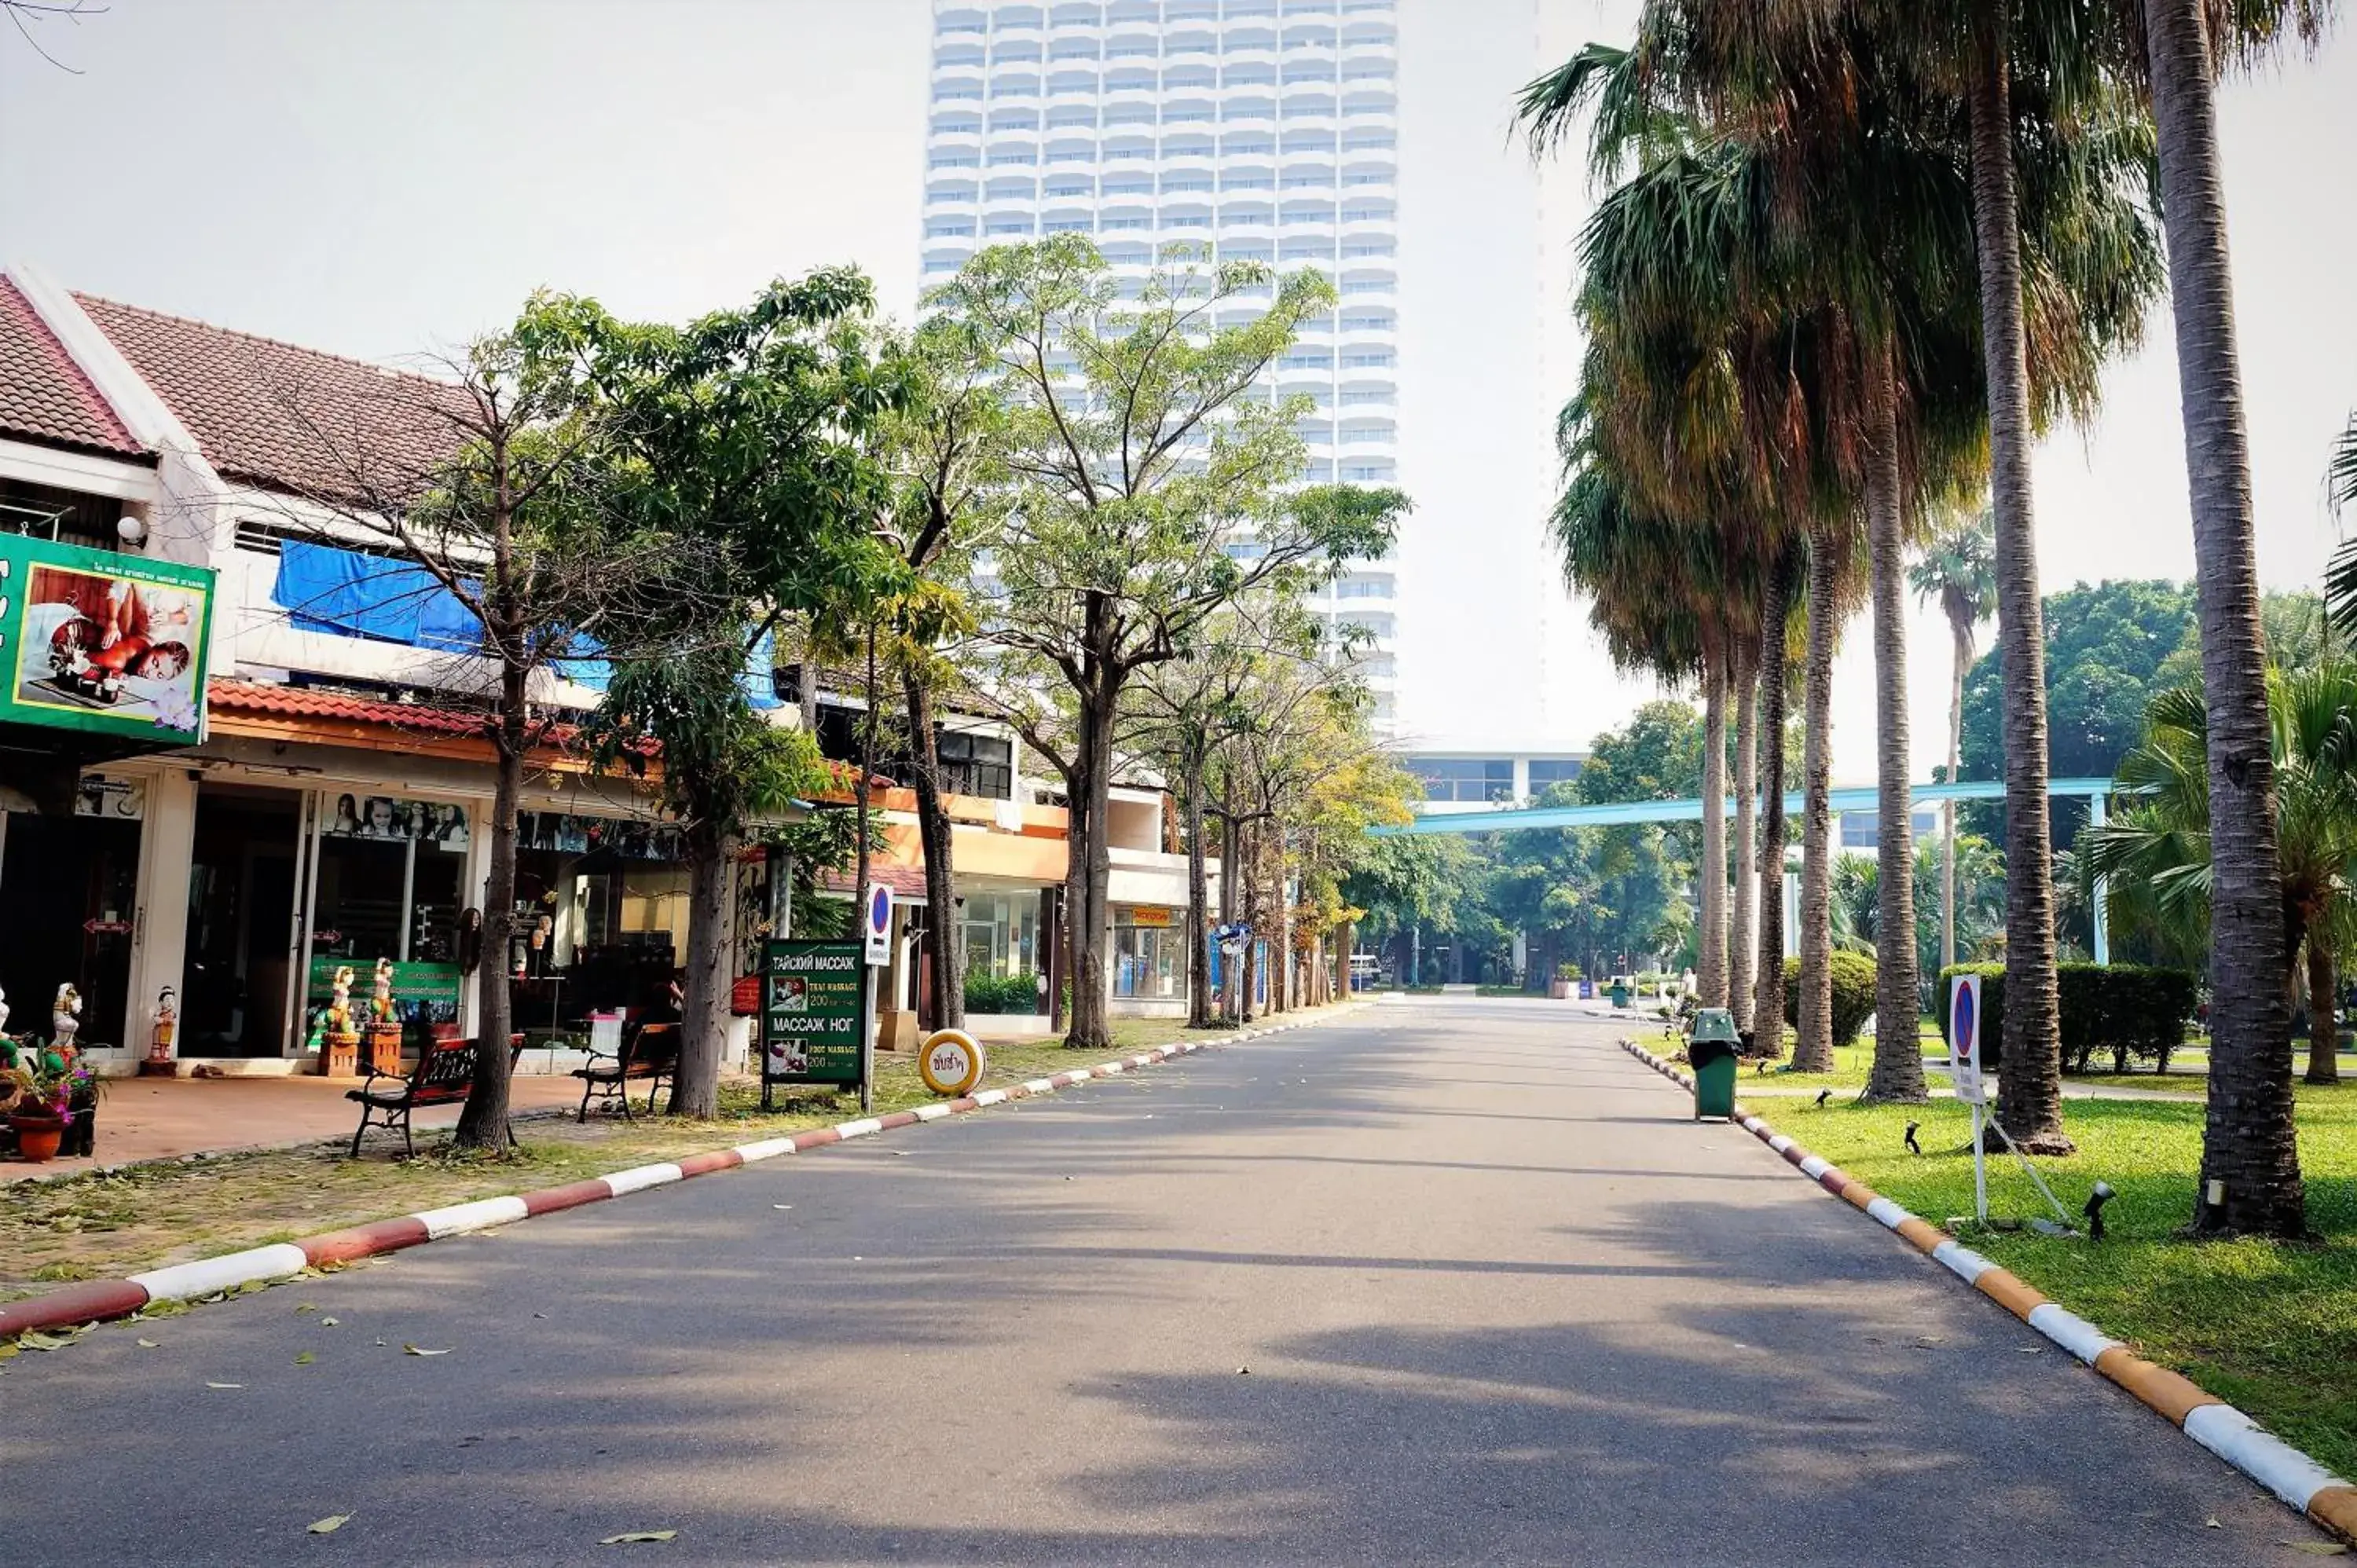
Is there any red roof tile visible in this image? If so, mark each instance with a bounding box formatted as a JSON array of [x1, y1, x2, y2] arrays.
[[74, 295, 467, 501], [207, 677, 490, 738], [816, 863, 931, 902], [0, 278, 145, 460]]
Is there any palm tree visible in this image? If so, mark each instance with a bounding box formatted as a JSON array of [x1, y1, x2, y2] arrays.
[[1909, 507, 1997, 976], [2086, 663, 2357, 1096]]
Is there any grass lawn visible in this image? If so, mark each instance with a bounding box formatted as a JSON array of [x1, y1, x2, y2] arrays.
[[0, 1009, 1309, 1309], [1749, 1081, 2357, 1480], [1738, 1043, 1953, 1092]]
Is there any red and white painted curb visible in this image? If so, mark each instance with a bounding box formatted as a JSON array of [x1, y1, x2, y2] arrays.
[[1620, 1038, 2357, 1545], [0, 1012, 1350, 1343]]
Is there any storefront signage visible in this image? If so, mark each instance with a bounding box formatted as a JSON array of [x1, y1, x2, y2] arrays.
[[304, 958, 463, 1023], [74, 774, 145, 820], [760, 939, 867, 1104], [324, 793, 470, 850], [1124, 905, 1175, 929], [518, 809, 683, 861], [0, 533, 214, 745]]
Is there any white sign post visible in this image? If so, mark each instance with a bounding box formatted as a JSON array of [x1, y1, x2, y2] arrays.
[[860, 885, 893, 1113], [1948, 973, 1989, 1224]]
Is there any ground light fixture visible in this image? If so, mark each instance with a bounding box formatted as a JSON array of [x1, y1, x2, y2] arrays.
[[1815, 1088, 1832, 1108], [2084, 1181, 2117, 1241]]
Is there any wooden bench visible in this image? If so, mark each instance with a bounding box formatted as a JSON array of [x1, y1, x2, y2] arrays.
[[345, 1039, 513, 1156], [571, 1022, 680, 1122]]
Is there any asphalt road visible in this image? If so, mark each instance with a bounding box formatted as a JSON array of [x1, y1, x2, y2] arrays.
[[0, 998, 2331, 1566]]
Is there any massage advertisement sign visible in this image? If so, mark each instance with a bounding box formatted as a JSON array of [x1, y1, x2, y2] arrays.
[[0, 533, 214, 745], [760, 939, 868, 1105]]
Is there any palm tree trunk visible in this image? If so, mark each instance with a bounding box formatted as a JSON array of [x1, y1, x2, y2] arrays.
[[1698, 642, 1729, 1009], [1794, 524, 1840, 1073], [1968, 20, 2073, 1155], [2144, 0, 2302, 1233], [1754, 554, 1794, 1057], [1941, 614, 1969, 976], [1864, 346, 1926, 1103], [1731, 648, 1758, 1031], [2305, 936, 2341, 1086]]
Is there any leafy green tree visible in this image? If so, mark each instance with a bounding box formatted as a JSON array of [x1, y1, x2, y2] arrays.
[[525, 272, 907, 1116], [934, 236, 1397, 1050]]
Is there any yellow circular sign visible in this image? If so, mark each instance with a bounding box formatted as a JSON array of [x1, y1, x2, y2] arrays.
[[918, 1028, 986, 1097]]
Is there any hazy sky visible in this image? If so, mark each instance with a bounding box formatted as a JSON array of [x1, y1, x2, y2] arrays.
[[5, 0, 2352, 785]]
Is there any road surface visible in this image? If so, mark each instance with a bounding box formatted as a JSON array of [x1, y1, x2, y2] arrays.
[[0, 998, 2326, 1565]]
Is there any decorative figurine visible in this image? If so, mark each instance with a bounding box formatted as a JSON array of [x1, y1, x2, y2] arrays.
[[143, 985, 180, 1075], [328, 965, 356, 1039], [51, 984, 82, 1055], [371, 956, 396, 1027]]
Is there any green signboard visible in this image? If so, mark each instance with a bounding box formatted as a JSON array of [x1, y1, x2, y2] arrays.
[[304, 958, 464, 1030], [760, 939, 867, 1105], [0, 533, 215, 746]]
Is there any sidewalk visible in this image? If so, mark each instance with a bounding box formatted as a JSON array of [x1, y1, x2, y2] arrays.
[[3, 1073, 585, 1185]]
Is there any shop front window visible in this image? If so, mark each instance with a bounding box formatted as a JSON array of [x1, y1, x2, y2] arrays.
[[0, 775, 144, 1050], [306, 793, 474, 1049], [509, 810, 690, 1043], [959, 888, 1041, 979], [1113, 907, 1184, 998]]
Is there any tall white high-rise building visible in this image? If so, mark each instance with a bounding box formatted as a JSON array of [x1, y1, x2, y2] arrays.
[[922, 0, 1403, 727]]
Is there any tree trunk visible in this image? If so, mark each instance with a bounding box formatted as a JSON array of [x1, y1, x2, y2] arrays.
[[850, 626, 880, 1108], [1066, 660, 1117, 1051], [1731, 648, 1758, 1031], [1239, 823, 1259, 1023], [454, 722, 523, 1149], [1698, 642, 1729, 1010], [905, 672, 962, 1031], [1970, 17, 2073, 1156], [1864, 346, 1926, 1103], [1754, 554, 1793, 1057], [2145, 0, 2301, 1233], [670, 821, 732, 1117], [1275, 833, 1293, 1015], [1794, 525, 1840, 1073], [2305, 936, 2341, 1086], [1941, 614, 1970, 976], [1186, 752, 1215, 1028]]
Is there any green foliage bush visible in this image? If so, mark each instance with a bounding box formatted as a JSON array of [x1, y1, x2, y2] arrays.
[[1783, 952, 1878, 1049], [1934, 962, 2197, 1073], [963, 970, 1043, 1016], [1555, 961, 1583, 981]]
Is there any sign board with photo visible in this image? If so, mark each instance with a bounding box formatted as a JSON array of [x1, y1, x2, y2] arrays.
[[0, 533, 215, 745], [73, 773, 146, 821], [516, 809, 682, 861], [302, 958, 463, 1031], [760, 939, 867, 1103], [322, 793, 471, 851]]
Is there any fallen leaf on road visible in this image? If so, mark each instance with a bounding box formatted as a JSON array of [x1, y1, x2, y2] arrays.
[[2282, 1542, 2348, 1555], [307, 1515, 350, 1535], [1236, 1366, 1251, 1376], [320, 1317, 339, 1328], [295, 1351, 316, 1366], [206, 1382, 244, 1390], [295, 1302, 319, 1313], [599, 1530, 677, 1544], [772, 1205, 792, 1211], [2018, 1347, 2042, 1355], [402, 1345, 452, 1357], [18, 1328, 89, 1352], [2205, 1518, 2223, 1529], [135, 1339, 159, 1350]]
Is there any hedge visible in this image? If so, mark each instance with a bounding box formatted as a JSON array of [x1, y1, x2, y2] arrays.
[[1783, 952, 1878, 1050], [1934, 962, 2197, 1074], [964, 970, 1044, 1016]]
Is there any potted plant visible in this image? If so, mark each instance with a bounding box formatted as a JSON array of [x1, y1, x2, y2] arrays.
[[3, 1037, 101, 1163], [1549, 962, 1582, 1001]]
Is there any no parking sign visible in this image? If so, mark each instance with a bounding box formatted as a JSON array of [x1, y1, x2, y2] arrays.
[[1949, 973, 1985, 1105]]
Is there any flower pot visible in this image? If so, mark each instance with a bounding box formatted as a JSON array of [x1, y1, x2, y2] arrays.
[[10, 1112, 68, 1163]]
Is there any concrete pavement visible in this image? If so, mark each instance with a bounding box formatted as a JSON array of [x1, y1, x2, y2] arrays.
[[0, 998, 2328, 1565]]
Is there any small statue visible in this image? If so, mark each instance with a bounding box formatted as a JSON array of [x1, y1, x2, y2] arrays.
[[328, 965, 356, 1039], [0, 984, 10, 1039], [370, 956, 396, 1028], [51, 983, 82, 1054]]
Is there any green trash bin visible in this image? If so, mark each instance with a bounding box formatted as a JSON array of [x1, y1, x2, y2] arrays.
[[1608, 982, 1631, 1009], [1688, 1007, 1739, 1121]]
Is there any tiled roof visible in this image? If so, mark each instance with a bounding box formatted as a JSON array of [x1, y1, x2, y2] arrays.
[[207, 677, 491, 738], [74, 295, 467, 500], [816, 862, 932, 902], [0, 278, 145, 460]]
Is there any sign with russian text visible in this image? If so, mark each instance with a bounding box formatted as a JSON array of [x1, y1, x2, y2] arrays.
[[761, 939, 867, 1099], [0, 533, 214, 745]]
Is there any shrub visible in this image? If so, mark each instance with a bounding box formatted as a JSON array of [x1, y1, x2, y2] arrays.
[[1783, 952, 1877, 1050], [1555, 962, 1582, 981], [1934, 962, 2196, 1074], [963, 970, 1043, 1016]]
